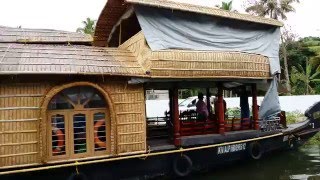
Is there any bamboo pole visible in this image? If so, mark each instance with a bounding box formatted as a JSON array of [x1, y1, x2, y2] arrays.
[[252, 84, 259, 130]]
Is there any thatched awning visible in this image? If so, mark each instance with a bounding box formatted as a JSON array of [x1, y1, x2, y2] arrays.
[[120, 32, 272, 79], [0, 26, 92, 44], [0, 43, 146, 77]]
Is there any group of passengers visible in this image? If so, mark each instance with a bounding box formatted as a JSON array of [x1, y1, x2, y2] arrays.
[[195, 88, 250, 121]]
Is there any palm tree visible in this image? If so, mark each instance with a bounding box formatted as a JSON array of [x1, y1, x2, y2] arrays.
[[76, 18, 96, 36], [245, 0, 299, 95], [216, 1, 232, 11], [216, 1, 233, 11], [245, 0, 299, 20], [290, 61, 320, 95]]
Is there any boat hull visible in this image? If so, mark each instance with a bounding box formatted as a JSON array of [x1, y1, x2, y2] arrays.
[[1, 127, 317, 180]]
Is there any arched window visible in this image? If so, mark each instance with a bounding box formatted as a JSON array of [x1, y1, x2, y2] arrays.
[[48, 86, 110, 159]]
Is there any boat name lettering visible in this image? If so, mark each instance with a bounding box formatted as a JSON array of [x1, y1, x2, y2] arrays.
[[217, 143, 246, 155]]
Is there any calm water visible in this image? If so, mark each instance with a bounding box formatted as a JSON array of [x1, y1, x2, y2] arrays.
[[188, 146, 320, 180]]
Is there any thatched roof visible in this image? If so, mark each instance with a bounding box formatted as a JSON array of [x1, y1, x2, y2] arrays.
[[0, 43, 146, 76], [94, 0, 283, 47], [0, 26, 93, 44]]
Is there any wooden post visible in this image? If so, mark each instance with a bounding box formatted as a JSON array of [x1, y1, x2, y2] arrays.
[[206, 88, 211, 115], [172, 87, 181, 146], [217, 84, 225, 134], [252, 84, 260, 130]]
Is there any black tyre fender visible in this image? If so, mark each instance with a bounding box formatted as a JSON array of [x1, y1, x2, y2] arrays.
[[67, 172, 88, 180], [248, 142, 264, 160], [173, 154, 193, 177]]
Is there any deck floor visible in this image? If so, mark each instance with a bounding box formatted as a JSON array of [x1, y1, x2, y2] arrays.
[[147, 130, 280, 152]]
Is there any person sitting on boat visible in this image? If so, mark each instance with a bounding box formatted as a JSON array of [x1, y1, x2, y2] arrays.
[[196, 92, 209, 120]]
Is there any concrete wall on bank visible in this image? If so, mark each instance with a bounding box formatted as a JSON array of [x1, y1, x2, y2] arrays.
[[146, 95, 320, 117]]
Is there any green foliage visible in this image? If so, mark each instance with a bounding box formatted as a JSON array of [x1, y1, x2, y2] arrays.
[[216, 1, 234, 11], [279, 36, 320, 95], [76, 18, 96, 36], [226, 107, 241, 117], [285, 111, 304, 124], [290, 61, 320, 95], [305, 132, 320, 145]]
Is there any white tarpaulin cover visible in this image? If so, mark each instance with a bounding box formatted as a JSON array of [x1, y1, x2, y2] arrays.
[[135, 6, 281, 75], [259, 76, 281, 119]]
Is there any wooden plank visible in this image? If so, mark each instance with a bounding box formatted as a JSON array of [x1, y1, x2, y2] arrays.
[[0, 152, 38, 158], [0, 94, 43, 98], [0, 118, 38, 122], [0, 107, 40, 111], [0, 141, 38, 146], [0, 130, 37, 134]]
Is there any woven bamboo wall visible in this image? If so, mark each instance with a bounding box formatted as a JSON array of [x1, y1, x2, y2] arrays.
[[119, 32, 151, 70], [149, 51, 270, 78], [100, 82, 146, 155], [0, 83, 50, 168], [120, 32, 271, 79], [0, 80, 146, 169]]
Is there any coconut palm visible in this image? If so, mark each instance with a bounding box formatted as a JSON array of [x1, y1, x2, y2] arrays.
[[76, 18, 96, 36], [245, 0, 299, 20], [290, 61, 320, 95], [215, 1, 234, 11], [246, 0, 299, 95]]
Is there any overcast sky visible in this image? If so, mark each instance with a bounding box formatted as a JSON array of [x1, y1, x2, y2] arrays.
[[0, 0, 319, 38]]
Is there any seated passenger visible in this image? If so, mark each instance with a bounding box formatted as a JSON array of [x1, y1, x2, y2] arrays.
[[196, 93, 209, 120]]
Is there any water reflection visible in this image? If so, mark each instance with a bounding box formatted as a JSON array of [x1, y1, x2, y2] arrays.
[[190, 145, 320, 180]]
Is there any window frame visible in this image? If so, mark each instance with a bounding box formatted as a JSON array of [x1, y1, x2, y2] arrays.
[[47, 86, 110, 161], [47, 111, 70, 160], [91, 109, 111, 156]]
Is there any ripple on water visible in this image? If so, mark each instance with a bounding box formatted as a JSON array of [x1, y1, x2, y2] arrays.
[[187, 146, 320, 180], [290, 174, 320, 180]]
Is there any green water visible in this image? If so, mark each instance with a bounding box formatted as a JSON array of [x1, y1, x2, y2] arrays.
[[189, 146, 320, 180]]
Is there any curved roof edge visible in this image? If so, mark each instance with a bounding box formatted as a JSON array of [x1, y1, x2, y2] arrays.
[[93, 0, 128, 47]]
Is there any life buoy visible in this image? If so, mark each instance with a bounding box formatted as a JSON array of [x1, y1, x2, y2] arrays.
[[67, 172, 88, 180], [94, 119, 106, 148], [52, 127, 65, 154], [173, 154, 193, 177], [248, 142, 263, 160]]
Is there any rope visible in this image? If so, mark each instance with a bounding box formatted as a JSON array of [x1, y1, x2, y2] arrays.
[[0, 133, 283, 175], [75, 161, 79, 175], [139, 146, 151, 160]]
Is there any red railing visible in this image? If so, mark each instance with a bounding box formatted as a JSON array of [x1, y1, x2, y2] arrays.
[[179, 111, 253, 136]]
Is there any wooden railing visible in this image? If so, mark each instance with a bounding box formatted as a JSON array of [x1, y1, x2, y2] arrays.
[[259, 117, 281, 132], [180, 120, 216, 136], [146, 117, 172, 139], [225, 117, 252, 131], [147, 113, 258, 139]]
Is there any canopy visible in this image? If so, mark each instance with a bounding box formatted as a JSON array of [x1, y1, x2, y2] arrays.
[[135, 5, 281, 75]]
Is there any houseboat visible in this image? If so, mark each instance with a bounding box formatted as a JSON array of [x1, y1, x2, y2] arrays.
[[0, 0, 320, 179]]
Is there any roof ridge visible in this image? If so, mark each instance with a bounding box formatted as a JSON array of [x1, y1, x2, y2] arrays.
[[126, 0, 283, 27]]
